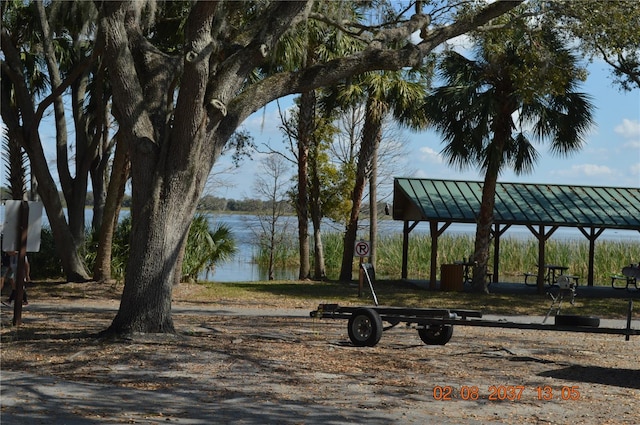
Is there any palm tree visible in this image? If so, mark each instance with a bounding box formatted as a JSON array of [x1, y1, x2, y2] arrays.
[[1, 127, 28, 200], [182, 216, 237, 283], [108, 214, 237, 284], [423, 21, 594, 293], [333, 69, 431, 281]]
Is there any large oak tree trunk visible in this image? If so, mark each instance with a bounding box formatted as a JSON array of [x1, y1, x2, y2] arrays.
[[107, 186, 200, 334]]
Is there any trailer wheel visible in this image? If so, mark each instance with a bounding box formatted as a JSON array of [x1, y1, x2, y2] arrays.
[[418, 325, 454, 345], [554, 314, 600, 328], [347, 308, 383, 347]]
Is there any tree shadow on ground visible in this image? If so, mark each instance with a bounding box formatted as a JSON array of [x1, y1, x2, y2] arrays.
[[538, 365, 640, 389]]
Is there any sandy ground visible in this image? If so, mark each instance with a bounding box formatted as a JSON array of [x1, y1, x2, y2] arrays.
[[1, 284, 639, 424]]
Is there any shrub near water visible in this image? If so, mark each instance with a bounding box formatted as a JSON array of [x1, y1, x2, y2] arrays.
[[259, 232, 640, 285]]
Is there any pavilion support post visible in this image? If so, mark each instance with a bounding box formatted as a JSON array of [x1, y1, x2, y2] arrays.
[[527, 224, 558, 295], [578, 226, 605, 286], [402, 221, 409, 279], [429, 221, 438, 290], [491, 224, 510, 283], [429, 221, 451, 290], [536, 228, 546, 294], [401, 220, 419, 280]]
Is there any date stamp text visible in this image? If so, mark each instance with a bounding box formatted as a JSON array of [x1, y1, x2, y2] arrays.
[[432, 385, 581, 401]]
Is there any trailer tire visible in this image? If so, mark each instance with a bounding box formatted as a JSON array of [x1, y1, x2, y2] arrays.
[[347, 308, 383, 347], [418, 325, 454, 345], [554, 314, 600, 328]]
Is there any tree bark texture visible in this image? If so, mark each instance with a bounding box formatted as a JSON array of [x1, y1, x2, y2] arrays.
[[296, 91, 314, 279], [93, 136, 130, 282], [369, 141, 378, 268], [310, 165, 326, 279], [309, 122, 326, 279]]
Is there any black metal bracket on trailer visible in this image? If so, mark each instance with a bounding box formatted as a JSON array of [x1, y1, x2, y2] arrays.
[[310, 300, 638, 347]]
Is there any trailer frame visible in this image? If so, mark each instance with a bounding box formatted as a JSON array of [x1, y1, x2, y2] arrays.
[[310, 301, 638, 347]]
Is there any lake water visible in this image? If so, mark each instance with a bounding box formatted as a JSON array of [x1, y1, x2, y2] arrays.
[[2, 205, 638, 282], [207, 213, 639, 282]]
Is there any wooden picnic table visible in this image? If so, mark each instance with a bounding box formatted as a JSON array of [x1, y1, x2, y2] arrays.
[[454, 259, 493, 286], [623, 264, 640, 279], [613, 264, 640, 290], [453, 259, 474, 285], [543, 264, 568, 285]]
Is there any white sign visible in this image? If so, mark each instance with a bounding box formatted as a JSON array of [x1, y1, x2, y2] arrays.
[[354, 240, 371, 257], [2, 200, 43, 252]]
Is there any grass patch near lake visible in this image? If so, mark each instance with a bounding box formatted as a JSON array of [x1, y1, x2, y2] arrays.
[[193, 279, 638, 320], [259, 232, 640, 285], [22, 278, 638, 321]]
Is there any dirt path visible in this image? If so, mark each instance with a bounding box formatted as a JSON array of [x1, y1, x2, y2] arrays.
[[1, 290, 639, 424]]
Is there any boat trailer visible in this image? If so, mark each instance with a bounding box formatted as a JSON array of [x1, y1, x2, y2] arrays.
[[311, 264, 638, 347], [310, 301, 638, 347]]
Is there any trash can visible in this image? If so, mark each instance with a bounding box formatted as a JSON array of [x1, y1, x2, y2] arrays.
[[440, 264, 464, 292]]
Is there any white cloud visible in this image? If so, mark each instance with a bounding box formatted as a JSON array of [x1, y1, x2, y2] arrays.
[[570, 164, 614, 177], [630, 162, 640, 176], [551, 164, 615, 180], [413, 169, 429, 178], [614, 119, 640, 139], [623, 140, 640, 149], [419, 146, 443, 163]]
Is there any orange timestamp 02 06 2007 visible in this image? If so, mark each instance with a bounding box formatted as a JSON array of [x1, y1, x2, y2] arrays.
[[432, 385, 581, 401]]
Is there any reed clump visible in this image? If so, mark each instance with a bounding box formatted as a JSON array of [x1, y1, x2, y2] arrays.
[[257, 232, 639, 285]]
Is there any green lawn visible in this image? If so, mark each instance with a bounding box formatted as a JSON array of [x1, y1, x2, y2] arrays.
[[195, 279, 639, 320]]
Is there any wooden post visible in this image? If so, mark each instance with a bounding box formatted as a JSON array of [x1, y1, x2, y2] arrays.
[[401, 221, 409, 280], [626, 300, 633, 342], [429, 221, 438, 290], [12, 201, 29, 326], [358, 257, 364, 297]]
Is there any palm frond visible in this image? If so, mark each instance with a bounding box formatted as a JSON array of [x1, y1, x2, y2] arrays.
[[2, 129, 27, 200]]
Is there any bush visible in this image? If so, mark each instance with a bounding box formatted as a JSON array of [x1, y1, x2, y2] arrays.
[[182, 215, 237, 283], [110, 215, 132, 282], [28, 226, 64, 279], [106, 214, 237, 283]]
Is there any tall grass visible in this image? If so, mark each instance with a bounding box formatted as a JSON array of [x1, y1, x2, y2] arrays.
[[258, 232, 640, 285], [253, 232, 298, 268]]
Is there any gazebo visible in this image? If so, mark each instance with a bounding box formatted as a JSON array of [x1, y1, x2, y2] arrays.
[[392, 177, 640, 290]]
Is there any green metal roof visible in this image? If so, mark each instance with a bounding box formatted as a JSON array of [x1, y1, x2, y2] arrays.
[[393, 178, 640, 230]]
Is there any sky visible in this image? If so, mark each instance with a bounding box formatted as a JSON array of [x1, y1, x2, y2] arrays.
[[213, 59, 640, 201], [1, 38, 639, 203]]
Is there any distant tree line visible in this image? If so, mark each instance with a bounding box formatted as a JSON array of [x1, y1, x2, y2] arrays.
[[197, 195, 295, 214], [2, 188, 293, 214], [2, 187, 382, 216]]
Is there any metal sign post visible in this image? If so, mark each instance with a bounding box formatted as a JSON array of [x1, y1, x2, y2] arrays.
[[354, 240, 371, 297]]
